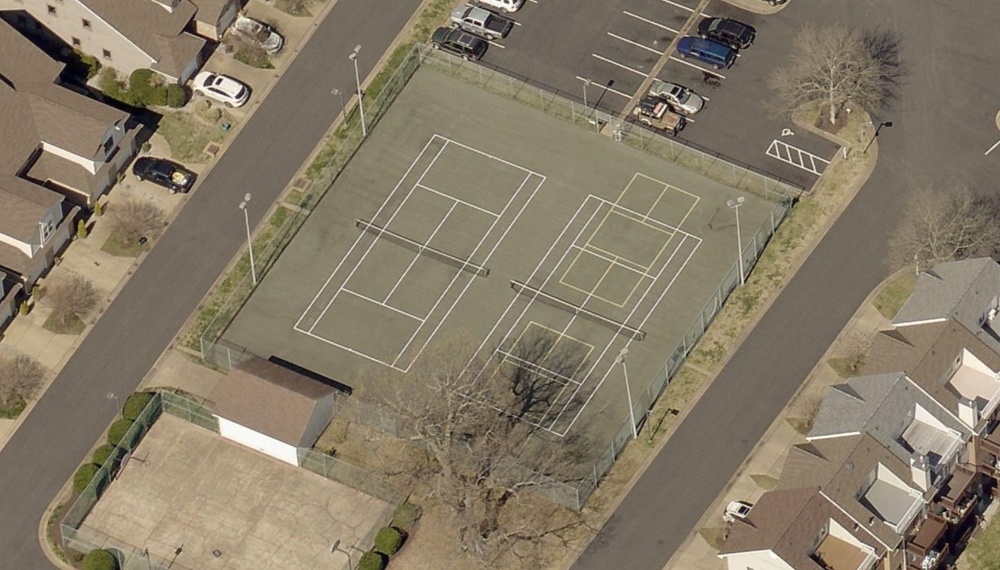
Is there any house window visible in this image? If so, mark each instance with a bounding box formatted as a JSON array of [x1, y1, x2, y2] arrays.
[[39, 220, 54, 245], [81, 18, 91, 30], [102, 49, 111, 60], [101, 136, 114, 155], [71, 37, 80, 47], [46, 4, 56, 15]]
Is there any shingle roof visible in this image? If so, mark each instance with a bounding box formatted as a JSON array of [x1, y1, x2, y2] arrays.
[[893, 258, 1000, 328], [0, 177, 63, 241], [720, 487, 886, 568], [79, 0, 205, 79], [211, 356, 337, 446]]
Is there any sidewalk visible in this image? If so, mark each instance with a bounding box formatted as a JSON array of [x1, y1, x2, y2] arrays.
[[661, 277, 893, 570]]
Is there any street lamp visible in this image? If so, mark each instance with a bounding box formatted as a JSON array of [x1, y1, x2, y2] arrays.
[[239, 193, 257, 286], [331, 88, 346, 122], [348, 45, 367, 137], [106, 392, 121, 419], [863, 120, 893, 154], [582, 78, 592, 112], [615, 348, 637, 439], [727, 197, 746, 286]]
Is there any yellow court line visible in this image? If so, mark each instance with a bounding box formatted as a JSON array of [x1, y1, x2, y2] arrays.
[[513, 321, 595, 380], [631, 172, 701, 230], [587, 210, 674, 269]]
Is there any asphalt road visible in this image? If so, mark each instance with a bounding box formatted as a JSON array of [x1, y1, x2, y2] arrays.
[[572, 1, 1000, 569], [0, 0, 421, 566]]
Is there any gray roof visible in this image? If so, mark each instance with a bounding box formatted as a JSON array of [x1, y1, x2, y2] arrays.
[[0, 177, 62, 241], [79, 0, 205, 79], [211, 356, 337, 446], [893, 258, 1000, 328]]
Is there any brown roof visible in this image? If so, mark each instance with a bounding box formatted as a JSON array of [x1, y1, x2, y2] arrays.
[[149, 33, 206, 80], [25, 152, 92, 194], [0, 20, 62, 85], [26, 83, 125, 156], [0, 177, 63, 241], [191, 0, 231, 24], [79, 0, 205, 79], [868, 320, 1000, 412], [211, 356, 337, 446], [720, 487, 885, 568]]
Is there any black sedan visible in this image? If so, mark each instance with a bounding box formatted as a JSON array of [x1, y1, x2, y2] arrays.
[[131, 157, 197, 194], [697, 17, 756, 50]]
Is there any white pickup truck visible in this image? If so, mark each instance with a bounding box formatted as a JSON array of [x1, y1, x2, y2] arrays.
[[450, 4, 514, 40]]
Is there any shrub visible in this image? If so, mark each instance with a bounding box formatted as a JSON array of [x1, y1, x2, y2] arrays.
[[128, 69, 168, 106], [92, 443, 116, 466], [106, 418, 134, 446], [73, 463, 99, 494], [373, 526, 405, 556], [165, 84, 187, 107], [390, 503, 421, 532], [83, 549, 117, 570], [122, 392, 154, 421], [358, 551, 386, 570], [98, 68, 124, 101], [68, 50, 101, 80], [76, 219, 88, 239]]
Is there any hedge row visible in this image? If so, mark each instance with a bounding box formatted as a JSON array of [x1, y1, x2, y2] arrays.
[[99, 68, 186, 108]]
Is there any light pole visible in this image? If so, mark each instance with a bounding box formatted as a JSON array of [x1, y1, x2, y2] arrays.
[[582, 78, 592, 112], [349, 45, 367, 137], [331, 88, 346, 121], [331, 539, 362, 569], [615, 348, 637, 439], [239, 193, 257, 285], [863, 120, 893, 154], [106, 392, 122, 419], [727, 197, 745, 286]]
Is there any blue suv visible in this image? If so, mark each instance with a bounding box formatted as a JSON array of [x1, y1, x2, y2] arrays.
[[676, 37, 736, 70]]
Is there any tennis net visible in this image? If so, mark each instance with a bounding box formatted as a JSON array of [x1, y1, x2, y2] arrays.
[[356, 219, 489, 277], [510, 280, 646, 341]]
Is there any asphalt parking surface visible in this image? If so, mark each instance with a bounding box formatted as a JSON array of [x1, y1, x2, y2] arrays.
[[479, 0, 838, 190]]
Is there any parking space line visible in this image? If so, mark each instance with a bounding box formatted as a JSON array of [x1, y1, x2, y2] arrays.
[[668, 56, 725, 79], [575, 76, 633, 99], [488, 40, 506, 49], [592, 53, 647, 77], [607, 32, 661, 55], [766, 139, 830, 176], [622, 11, 679, 34], [985, 139, 1000, 155], [657, 0, 711, 17]]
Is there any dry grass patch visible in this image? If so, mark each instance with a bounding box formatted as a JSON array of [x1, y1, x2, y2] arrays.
[[873, 270, 917, 319]]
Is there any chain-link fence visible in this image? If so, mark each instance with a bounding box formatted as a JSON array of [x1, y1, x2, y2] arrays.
[[193, 44, 798, 511]]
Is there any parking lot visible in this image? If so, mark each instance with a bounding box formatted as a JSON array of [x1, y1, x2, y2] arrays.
[[476, 0, 838, 190]]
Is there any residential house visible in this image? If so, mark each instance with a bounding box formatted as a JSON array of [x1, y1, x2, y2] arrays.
[[0, 18, 140, 284], [0, 0, 240, 83], [719, 486, 884, 570], [0, 270, 21, 331], [211, 356, 342, 467]]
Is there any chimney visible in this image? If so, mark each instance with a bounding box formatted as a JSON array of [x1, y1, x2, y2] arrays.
[[959, 397, 980, 428], [910, 453, 931, 491]]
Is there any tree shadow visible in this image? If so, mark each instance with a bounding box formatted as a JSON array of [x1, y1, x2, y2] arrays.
[[862, 27, 906, 111]]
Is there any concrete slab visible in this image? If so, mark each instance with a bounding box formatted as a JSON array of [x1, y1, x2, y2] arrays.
[[82, 414, 390, 570]]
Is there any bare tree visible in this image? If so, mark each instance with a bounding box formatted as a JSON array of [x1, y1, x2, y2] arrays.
[[48, 274, 99, 329], [887, 187, 1000, 270], [109, 198, 166, 247], [360, 334, 589, 566], [769, 24, 901, 124], [0, 352, 45, 408], [840, 330, 873, 375]]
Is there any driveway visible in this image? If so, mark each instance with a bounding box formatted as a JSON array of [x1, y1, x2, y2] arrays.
[[482, 0, 838, 189], [572, 1, 1000, 569], [0, 0, 422, 566]]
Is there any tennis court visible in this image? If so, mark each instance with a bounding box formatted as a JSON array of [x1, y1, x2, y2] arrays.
[[222, 66, 778, 457]]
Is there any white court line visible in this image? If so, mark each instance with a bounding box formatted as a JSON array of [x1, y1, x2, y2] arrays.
[[443, 136, 545, 177], [383, 201, 458, 304], [570, 244, 657, 280], [668, 56, 726, 79], [986, 139, 1000, 156], [309, 141, 449, 332], [296, 328, 401, 368], [575, 76, 632, 99], [607, 32, 661, 55], [394, 171, 546, 369], [590, 194, 695, 238], [416, 184, 501, 217], [622, 10, 679, 34], [544, 230, 696, 432], [294, 135, 442, 333], [592, 53, 647, 77], [340, 288, 426, 322], [496, 350, 581, 387]]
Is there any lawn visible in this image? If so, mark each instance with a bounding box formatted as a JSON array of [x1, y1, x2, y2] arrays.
[[961, 511, 1000, 570], [158, 107, 236, 163], [873, 270, 917, 319], [101, 232, 147, 257]]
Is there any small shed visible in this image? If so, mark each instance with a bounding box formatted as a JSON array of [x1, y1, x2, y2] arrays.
[[211, 356, 340, 466]]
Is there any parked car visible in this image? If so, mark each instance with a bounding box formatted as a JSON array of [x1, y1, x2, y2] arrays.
[[632, 96, 686, 136], [675, 37, 736, 70], [431, 27, 488, 61], [451, 4, 513, 40], [723, 501, 753, 523], [648, 80, 704, 115], [697, 17, 756, 50], [132, 157, 197, 193], [192, 71, 250, 107], [230, 15, 284, 56], [475, 0, 523, 13]]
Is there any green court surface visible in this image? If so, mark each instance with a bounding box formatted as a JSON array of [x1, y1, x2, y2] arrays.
[[223, 67, 778, 469]]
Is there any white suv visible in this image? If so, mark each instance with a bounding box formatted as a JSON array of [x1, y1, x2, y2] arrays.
[[192, 71, 250, 108], [475, 0, 523, 13]]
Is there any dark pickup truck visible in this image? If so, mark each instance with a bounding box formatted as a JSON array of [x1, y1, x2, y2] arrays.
[[450, 4, 514, 40]]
